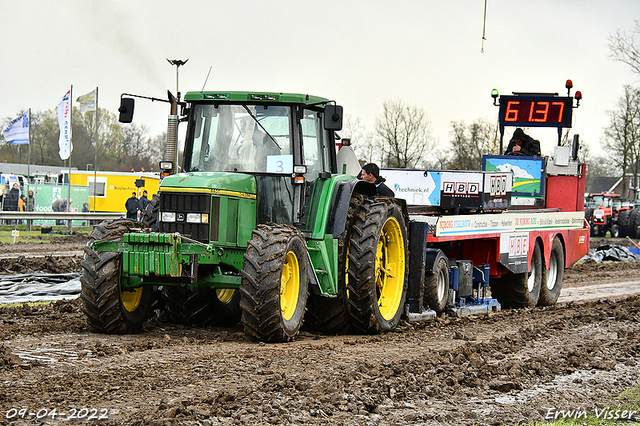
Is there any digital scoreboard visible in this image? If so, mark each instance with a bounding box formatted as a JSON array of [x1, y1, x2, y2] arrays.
[[498, 95, 573, 128]]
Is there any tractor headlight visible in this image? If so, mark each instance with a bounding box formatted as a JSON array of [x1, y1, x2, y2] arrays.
[[161, 212, 176, 222]]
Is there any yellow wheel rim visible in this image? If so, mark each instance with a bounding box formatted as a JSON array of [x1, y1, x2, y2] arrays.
[[281, 251, 300, 321], [122, 287, 144, 313], [376, 216, 405, 320], [216, 288, 236, 304]]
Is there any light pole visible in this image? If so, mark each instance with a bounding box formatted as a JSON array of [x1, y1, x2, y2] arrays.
[[166, 59, 188, 101]]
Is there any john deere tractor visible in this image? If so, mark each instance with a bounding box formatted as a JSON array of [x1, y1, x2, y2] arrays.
[[80, 91, 408, 342]]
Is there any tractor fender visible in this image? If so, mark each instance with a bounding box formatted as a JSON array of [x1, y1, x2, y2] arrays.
[[326, 178, 376, 237], [326, 179, 409, 237]]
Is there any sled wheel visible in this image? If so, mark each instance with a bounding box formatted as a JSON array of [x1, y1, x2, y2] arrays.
[[347, 199, 408, 333], [304, 194, 366, 335], [423, 254, 449, 314], [161, 287, 218, 325], [240, 224, 309, 342], [491, 240, 542, 308], [538, 237, 564, 306], [80, 218, 154, 333]]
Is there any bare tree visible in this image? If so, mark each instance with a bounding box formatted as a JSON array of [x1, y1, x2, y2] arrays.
[[445, 117, 497, 170], [609, 20, 640, 77], [375, 100, 434, 168], [604, 85, 640, 200], [340, 114, 380, 164]]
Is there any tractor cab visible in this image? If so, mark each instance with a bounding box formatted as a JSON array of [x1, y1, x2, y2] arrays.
[[153, 92, 344, 246]]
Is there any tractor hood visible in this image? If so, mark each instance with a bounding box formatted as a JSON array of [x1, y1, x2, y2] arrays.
[[159, 172, 256, 199]]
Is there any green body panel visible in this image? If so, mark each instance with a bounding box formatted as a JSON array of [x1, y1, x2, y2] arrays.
[[306, 236, 339, 296], [299, 174, 354, 296], [160, 172, 257, 197], [160, 172, 257, 248], [184, 91, 331, 107], [307, 174, 355, 240]]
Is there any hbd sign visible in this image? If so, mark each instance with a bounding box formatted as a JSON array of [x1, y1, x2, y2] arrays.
[[443, 181, 480, 195]]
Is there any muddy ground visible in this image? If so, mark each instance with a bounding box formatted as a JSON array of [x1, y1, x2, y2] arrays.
[[1, 236, 640, 425]]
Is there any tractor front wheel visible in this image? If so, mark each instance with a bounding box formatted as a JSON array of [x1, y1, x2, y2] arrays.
[[80, 219, 154, 333], [240, 224, 309, 342]]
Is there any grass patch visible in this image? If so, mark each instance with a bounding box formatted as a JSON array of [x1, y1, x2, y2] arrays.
[[0, 226, 91, 244], [0, 300, 53, 308]]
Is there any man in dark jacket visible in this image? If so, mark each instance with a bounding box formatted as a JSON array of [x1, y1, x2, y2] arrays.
[[3, 183, 20, 224], [360, 163, 395, 197], [138, 190, 149, 213], [505, 128, 541, 156], [125, 192, 138, 220]]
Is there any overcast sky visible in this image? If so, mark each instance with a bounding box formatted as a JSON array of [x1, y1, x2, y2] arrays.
[[1, 1, 638, 162]]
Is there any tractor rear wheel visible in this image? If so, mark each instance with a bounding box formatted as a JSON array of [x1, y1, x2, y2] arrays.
[[347, 199, 408, 334], [80, 219, 154, 333], [161, 287, 218, 325], [491, 241, 542, 308], [304, 194, 366, 335], [538, 237, 564, 306], [240, 224, 309, 342], [161, 287, 241, 326], [212, 288, 242, 326]]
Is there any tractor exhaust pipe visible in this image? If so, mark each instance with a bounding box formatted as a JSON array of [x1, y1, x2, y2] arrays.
[[164, 90, 179, 175]]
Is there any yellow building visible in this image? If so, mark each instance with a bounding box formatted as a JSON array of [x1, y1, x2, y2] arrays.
[[61, 170, 160, 212]]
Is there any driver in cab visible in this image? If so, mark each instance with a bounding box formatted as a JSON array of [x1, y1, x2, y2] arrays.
[[505, 128, 541, 156]]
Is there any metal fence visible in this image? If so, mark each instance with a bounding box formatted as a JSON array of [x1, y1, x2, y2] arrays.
[[0, 212, 125, 231]]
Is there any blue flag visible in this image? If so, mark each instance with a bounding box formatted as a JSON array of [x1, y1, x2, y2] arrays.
[[2, 112, 29, 145]]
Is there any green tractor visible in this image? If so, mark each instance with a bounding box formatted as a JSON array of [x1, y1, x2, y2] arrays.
[[80, 91, 409, 342]]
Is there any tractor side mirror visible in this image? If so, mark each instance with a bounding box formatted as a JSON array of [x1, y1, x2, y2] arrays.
[[324, 105, 343, 131], [118, 97, 135, 123]]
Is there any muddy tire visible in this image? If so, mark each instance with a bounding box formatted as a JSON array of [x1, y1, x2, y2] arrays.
[[491, 241, 542, 308], [80, 219, 154, 334], [347, 199, 408, 334], [618, 209, 633, 237], [161, 287, 218, 325], [240, 224, 309, 342], [538, 237, 564, 306], [630, 209, 640, 239], [304, 194, 366, 335], [141, 193, 160, 231], [584, 208, 594, 234], [212, 288, 242, 326], [611, 224, 620, 238], [423, 254, 449, 314]]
